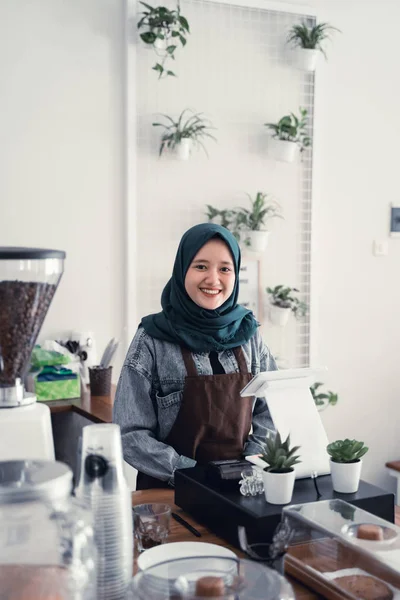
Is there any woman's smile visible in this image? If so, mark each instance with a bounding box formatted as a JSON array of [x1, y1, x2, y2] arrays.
[[200, 288, 221, 295]]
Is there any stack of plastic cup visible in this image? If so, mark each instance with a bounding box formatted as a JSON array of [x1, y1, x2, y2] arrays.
[[75, 423, 133, 600]]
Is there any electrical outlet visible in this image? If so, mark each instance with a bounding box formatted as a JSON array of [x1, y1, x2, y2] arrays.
[[390, 205, 400, 237], [373, 240, 388, 256]]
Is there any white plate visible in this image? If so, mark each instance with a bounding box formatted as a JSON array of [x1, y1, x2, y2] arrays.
[[137, 541, 237, 571]]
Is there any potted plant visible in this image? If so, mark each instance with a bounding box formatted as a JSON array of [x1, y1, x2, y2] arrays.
[[310, 382, 338, 412], [260, 432, 301, 505], [266, 285, 307, 327], [137, 1, 190, 78], [235, 192, 283, 252], [153, 109, 216, 160], [287, 21, 341, 72], [205, 193, 283, 252], [327, 439, 369, 494], [264, 108, 311, 163], [205, 206, 238, 234]]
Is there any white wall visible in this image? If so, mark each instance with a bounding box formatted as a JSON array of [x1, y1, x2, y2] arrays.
[[0, 0, 126, 378], [284, 0, 400, 491]]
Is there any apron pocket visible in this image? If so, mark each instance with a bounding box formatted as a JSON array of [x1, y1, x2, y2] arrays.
[[156, 390, 182, 441]]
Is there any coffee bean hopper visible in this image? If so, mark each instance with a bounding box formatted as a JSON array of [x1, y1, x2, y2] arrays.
[[0, 247, 65, 460]]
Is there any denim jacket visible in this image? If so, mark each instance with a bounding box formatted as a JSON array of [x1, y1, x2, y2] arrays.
[[113, 326, 277, 484]]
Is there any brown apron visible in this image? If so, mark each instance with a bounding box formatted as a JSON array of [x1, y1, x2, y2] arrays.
[[136, 346, 253, 490]]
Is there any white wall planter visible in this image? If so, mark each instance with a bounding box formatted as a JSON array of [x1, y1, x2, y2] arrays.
[[176, 139, 193, 161], [269, 304, 291, 327], [293, 48, 319, 72], [263, 469, 296, 505], [268, 138, 298, 163], [244, 230, 270, 253], [154, 37, 168, 51], [153, 29, 170, 52], [330, 459, 363, 494]]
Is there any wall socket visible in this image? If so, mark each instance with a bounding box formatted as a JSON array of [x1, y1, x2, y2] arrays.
[[373, 240, 388, 256]]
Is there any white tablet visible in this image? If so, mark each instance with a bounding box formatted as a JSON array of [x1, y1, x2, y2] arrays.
[[241, 367, 330, 479]]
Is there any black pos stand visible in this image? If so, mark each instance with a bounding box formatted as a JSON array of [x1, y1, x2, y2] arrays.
[[174, 466, 394, 550]]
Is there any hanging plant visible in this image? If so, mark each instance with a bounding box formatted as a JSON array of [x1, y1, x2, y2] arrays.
[[266, 285, 308, 327], [310, 382, 338, 411], [153, 109, 216, 159], [287, 22, 340, 59], [286, 22, 341, 71], [137, 1, 190, 78], [265, 108, 311, 153]]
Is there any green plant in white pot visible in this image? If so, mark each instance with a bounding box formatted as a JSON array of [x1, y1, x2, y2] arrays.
[[153, 109, 216, 160], [327, 439, 368, 494], [260, 432, 301, 505], [264, 108, 311, 163], [310, 382, 338, 412], [205, 206, 237, 234], [137, 1, 190, 78], [205, 193, 282, 251], [287, 21, 341, 72], [266, 285, 307, 327], [235, 192, 283, 252]]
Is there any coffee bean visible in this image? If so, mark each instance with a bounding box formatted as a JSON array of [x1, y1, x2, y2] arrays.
[[0, 281, 56, 386]]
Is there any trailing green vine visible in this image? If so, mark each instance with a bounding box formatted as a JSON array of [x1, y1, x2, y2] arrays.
[[137, 2, 190, 78]]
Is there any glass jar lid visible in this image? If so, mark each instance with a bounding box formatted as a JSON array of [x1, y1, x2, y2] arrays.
[[131, 556, 294, 599], [0, 460, 72, 504], [0, 247, 66, 260]]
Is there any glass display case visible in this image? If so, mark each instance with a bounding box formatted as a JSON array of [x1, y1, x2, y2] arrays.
[[283, 499, 400, 600]]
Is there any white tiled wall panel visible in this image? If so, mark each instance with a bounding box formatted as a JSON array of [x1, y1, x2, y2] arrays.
[[134, 0, 315, 367]]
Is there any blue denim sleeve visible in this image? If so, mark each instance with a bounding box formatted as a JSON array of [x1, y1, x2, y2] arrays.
[[113, 337, 196, 485], [243, 334, 277, 456]]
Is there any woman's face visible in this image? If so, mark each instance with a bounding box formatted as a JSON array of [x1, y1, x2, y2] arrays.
[[184, 238, 236, 310]]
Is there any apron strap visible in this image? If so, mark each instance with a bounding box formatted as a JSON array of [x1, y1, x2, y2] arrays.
[[181, 346, 249, 376], [233, 346, 249, 374], [181, 346, 198, 377]]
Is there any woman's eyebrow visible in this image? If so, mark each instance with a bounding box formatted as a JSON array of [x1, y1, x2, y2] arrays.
[[192, 259, 234, 266]]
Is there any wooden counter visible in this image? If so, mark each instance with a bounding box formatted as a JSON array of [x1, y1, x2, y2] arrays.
[[48, 384, 114, 423], [132, 488, 321, 599]]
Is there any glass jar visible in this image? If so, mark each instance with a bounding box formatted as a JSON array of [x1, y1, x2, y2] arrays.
[[0, 460, 96, 599], [0, 246, 65, 404], [130, 555, 294, 599]]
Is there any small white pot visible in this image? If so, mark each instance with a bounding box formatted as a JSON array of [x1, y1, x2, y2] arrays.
[[293, 48, 319, 72], [153, 29, 170, 52], [330, 459, 362, 494], [263, 469, 296, 505], [176, 139, 193, 161], [244, 230, 270, 253], [268, 138, 298, 163], [269, 305, 291, 327]]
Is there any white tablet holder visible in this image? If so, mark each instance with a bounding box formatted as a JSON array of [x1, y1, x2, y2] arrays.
[[240, 368, 330, 479]]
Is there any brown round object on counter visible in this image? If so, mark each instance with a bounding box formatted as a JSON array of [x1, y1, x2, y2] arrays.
[[357, 524, 384, 541], [195, 576, 225, 597], [335, 574, 393, 600]]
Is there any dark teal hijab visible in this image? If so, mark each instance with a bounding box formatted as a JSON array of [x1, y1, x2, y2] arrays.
[[141, 223, 258, 352]]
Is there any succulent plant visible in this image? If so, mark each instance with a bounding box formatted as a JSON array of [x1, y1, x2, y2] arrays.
[[261, 432, 302, 473], [327, 439, 368, 464]]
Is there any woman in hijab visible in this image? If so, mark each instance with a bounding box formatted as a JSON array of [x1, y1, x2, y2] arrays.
[[113, 223, 277, 489]]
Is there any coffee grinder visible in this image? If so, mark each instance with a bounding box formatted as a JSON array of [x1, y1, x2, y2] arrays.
[[0, 247, 65, 460]]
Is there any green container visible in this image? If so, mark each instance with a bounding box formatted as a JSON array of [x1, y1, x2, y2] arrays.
[[34, 376, 80, 402]]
